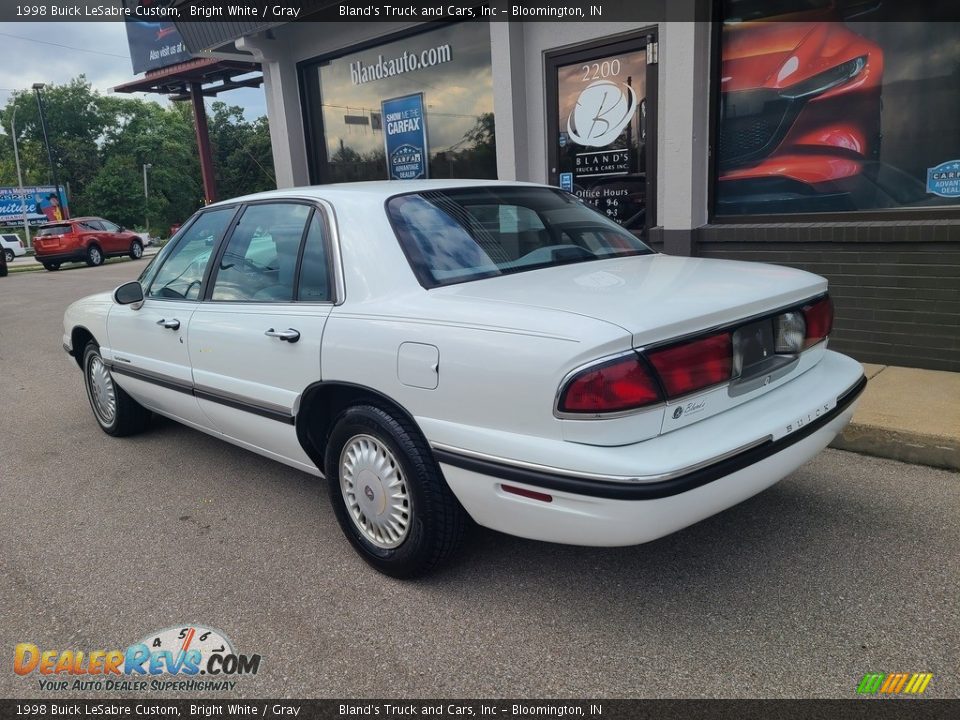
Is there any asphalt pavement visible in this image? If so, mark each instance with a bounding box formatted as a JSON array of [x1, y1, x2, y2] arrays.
[[0, 263, 957, 699]]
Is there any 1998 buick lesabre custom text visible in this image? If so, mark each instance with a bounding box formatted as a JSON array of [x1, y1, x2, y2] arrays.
[[62, 181, 866, 577]]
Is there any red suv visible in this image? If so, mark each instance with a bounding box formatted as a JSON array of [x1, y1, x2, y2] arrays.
[[33, 217, 145, 271]]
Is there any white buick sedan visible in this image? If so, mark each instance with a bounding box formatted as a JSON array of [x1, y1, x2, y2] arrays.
[[63, 180, 866, 577]]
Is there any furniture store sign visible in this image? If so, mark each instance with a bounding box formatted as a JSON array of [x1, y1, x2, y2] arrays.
[[382, 93, 429, 180]]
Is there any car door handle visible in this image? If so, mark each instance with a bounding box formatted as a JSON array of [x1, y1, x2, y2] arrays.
[[156, 318, 180, 330], [265, 328, 300, 343]]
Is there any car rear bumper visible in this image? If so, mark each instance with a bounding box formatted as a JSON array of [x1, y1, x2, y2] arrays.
[[435, 350, 865, 546], [34, 251, 85, 264]]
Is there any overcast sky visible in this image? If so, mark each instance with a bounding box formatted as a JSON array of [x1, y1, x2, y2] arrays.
[[0, 22, 267, 122]]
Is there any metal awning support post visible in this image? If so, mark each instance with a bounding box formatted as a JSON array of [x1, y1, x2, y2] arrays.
[[190, 82, 218, 204]]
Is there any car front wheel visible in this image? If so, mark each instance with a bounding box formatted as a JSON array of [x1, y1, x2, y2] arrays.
[[82, 341, 151, 437], [86, 245, 104, 267], [129, 239, 143, 259], [325, 404, 467, 578]]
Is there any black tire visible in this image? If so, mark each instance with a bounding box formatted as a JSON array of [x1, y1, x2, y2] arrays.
[[325, 404, 467, 578], [43, 262, 61, 271], [129, 239, 143, 260], [85, 244, 104, 267], [82, 341, 151, 437], [3, 249, 13, 263]]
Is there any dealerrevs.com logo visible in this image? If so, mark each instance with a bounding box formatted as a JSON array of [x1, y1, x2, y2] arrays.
[[14, 625, 261, 692]]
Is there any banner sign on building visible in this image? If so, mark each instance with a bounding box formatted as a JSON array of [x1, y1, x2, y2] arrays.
[[381, 93, 429, 181], [123, 1, 191, 74], [0, 186, 69, 227]]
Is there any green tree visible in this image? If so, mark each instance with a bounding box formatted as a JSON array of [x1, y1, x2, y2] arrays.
[[0, 76, 277, 236]]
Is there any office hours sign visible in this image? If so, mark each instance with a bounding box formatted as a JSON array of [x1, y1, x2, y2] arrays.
[[554, 47, 648, 230]]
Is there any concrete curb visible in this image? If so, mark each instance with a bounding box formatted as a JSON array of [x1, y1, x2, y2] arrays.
[[828, 363, 960, 472], [830, 426, 960, 472]]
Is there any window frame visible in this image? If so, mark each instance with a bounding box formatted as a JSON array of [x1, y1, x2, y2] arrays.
[[297, 20, 489, 186], [142, 204, 243, 302], [203, 198, 338, 306]]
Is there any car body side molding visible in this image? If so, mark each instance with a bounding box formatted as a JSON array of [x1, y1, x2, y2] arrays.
[[106, 362, 295, 425]]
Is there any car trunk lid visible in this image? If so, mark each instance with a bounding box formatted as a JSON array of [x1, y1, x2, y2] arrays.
[[435, 253, 827, 348]]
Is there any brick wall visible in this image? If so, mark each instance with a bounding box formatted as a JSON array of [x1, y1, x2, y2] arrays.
[[694, 221, 960, 372]]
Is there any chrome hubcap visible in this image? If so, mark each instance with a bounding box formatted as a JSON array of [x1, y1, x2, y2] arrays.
[[91, 248, 101, 263], [340, 434, 411, 549], [133, 244, 142, 257], [87, 355, 116, 424]]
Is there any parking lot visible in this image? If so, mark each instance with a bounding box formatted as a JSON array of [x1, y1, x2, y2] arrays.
[[0, 262, 957, 699]]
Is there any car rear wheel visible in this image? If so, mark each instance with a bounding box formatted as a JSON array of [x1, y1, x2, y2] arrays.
[[86, 245, 104, 267], [3, 249, 13, 263], [325, 404, 467, 578], [82, 341, 151, 437], [129, 239, 143, 260], [43, 262, 61, 271]]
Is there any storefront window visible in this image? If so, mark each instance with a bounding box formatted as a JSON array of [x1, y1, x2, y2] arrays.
[[301, 23, 496, 184], [715, 0, 960, 216]]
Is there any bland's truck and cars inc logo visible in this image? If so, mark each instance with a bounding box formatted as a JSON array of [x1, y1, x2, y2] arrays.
[[14, 625, 260, 692]]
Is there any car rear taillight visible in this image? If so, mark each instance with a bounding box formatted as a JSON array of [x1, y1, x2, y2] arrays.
[[802, 296, 833, 348], [647, 332, 732, 399], [558, 354, 661, 413]]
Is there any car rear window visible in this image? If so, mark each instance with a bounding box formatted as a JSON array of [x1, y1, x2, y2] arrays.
[[37, 224, 72, 236], [387, 186, 653, 288]]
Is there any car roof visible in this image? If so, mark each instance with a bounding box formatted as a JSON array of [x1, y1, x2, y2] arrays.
[[207, 179, 548, 209], [38, 217, 99, 227]]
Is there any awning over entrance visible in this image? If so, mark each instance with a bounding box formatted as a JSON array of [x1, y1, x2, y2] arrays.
[[112, 57, 263, 100]]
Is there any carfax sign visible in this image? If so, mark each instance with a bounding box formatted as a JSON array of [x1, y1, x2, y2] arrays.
[[381, 93, 429, 180], [927, 159, 960, 198]]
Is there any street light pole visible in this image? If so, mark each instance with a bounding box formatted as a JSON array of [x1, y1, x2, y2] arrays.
[[143, 163, 152, 234], [9, 105, 31, 247], [32, 83, 62, 208]]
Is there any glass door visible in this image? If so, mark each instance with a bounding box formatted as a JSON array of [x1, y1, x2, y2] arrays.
[[547, 31, 657, 236]]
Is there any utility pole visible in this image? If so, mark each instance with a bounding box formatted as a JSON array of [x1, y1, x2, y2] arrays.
[[32, 83, 63, 211], [143, 163, 152, 234], [10, 105, 31, 247]]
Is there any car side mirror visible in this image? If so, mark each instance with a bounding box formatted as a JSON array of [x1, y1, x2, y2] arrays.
[[114, 281, 144, 307], [117, 226, 126, 233]]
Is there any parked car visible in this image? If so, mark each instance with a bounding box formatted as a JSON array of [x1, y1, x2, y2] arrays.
[[62, 181, 866, 577], [34, 217, 144, 271], [1, 232, 28, 263]]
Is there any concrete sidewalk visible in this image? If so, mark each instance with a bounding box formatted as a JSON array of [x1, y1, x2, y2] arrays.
[[831, 363, 960, 471]]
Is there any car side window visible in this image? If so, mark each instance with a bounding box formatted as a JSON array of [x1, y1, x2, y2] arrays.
[[146, 208, 236, 301], [297, 212, 331, 302], [80, 221, 103, 231], [99, 219, 119, 232], [210, 203, 311, 303]]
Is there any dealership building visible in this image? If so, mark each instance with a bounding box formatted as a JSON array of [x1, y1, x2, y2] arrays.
[[168, 0, 960, 372]]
